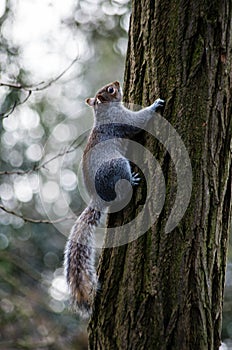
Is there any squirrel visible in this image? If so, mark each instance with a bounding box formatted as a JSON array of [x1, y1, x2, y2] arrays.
[[64, 81, 165, 317]]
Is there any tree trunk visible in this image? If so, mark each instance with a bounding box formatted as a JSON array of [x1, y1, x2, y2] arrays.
[[88, 1, 232, 349]]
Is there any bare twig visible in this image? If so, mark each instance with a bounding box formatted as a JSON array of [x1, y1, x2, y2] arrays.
[[0, 57, 83, 225], [0, 130, 88, 176], [0, 169, 34, 176], [0, 56, 79, 118], [0, 203, 76, 224], [27, 56, 79, 91], [0, 90, 32, 119], [38, 146, 75, 171]]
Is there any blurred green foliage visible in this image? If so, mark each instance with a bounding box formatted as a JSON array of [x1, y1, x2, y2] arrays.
[[0, 0, 130, 348]]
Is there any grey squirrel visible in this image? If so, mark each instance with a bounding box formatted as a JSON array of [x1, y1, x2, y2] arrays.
[[64, 81, 165, 317]]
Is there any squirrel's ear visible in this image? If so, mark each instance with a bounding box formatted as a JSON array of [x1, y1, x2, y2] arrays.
[[114, 81, 120, 88], [85, 97, 95, 106]]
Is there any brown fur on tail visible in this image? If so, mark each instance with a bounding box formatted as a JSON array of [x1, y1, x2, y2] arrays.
[[64, 206, 101, 317]]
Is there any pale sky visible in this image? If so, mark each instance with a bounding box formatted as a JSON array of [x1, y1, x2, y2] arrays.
[[3, 0, 80, 81]]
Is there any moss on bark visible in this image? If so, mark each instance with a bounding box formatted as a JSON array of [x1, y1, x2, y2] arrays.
[[88, 1, 232, 349]]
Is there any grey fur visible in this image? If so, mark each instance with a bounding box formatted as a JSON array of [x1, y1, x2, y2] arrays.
[[64, 81, 164, 316]]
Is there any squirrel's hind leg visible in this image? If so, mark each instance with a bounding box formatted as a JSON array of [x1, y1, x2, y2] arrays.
[[94, 157, 137, 203]]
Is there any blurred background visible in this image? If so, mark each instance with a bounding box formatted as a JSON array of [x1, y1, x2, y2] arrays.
[[0, 1, 231, 349]]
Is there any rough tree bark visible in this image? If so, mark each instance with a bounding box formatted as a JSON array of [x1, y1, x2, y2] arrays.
[[89, 1, 232, 349]]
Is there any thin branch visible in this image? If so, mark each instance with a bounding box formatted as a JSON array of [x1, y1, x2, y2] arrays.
[[0, 56, 79, 118], [37, 135, 86, 171], [0, 130, 88, 176], [0, 90, 32, 119], [0, 204, 76, 224], [38, 146, 75, 171], [0, 169, 34, 176], [27, 56, 79, 91]]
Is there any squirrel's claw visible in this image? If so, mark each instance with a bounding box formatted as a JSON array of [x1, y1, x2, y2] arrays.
[[131, 172, 141, 186], [151, 98, 165, 114]]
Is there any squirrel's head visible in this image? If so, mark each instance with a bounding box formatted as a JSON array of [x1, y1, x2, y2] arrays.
[[85, 81, 122, 109]]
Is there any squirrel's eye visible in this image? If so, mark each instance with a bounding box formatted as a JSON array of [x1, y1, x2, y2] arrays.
[[107, 86, 115, 94]]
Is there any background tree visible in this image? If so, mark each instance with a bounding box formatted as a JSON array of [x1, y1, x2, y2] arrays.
[[89, 1, 232, 349]]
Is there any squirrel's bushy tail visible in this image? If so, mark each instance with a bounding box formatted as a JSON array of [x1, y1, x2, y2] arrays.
[[64, 205, 101, 317]]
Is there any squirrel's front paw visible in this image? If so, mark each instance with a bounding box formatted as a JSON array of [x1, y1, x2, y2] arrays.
[[131, 172, 141, 186], [151, 98, 165, 114]]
